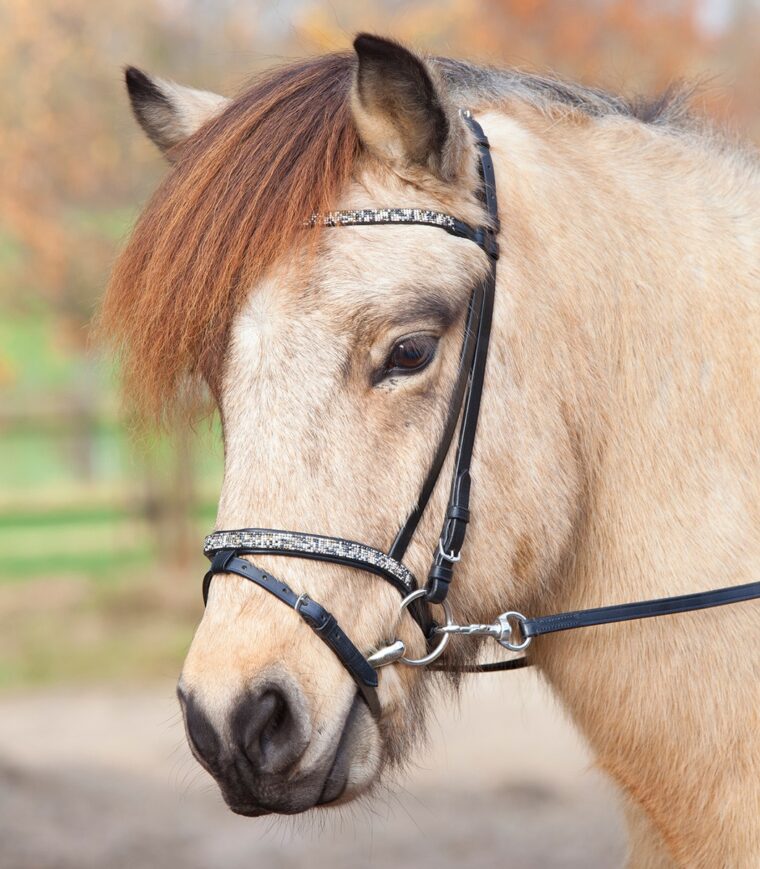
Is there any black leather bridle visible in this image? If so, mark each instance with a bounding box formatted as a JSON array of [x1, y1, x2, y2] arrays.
[[202, 111, 760, 718]]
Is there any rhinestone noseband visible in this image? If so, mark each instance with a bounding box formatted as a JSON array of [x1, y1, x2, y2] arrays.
[[202, 531, 424, 717], [203, 530, 416, 598]]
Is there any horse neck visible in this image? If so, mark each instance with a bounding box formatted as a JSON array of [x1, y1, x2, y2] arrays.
[[482, 103, 759, 613]]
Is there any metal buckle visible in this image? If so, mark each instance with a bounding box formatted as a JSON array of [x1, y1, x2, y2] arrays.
[[399, 589, 454, 667], [437, 539, 461, 564]]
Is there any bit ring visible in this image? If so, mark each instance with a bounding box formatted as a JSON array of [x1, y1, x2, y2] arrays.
[[398, 588, 454, 667]]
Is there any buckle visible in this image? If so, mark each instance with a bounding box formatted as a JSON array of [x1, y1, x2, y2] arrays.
[[437, 539, 461, 564]]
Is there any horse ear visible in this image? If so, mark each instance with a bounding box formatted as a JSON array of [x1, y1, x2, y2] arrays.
[[351, 34, 466, 181], [124, 67, 230, 160]]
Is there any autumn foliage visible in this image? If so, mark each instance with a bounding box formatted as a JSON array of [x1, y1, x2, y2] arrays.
[[1, 0, 758, 346]]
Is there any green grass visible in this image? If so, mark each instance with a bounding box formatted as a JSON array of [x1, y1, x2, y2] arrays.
[[1, 311, 224, 578], [0, 566, 202, 688], [0, 501, 217, 529], [0, 297, 223, 686], [0, 549, 154, 582]]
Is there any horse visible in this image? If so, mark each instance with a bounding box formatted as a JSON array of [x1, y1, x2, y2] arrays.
[[103, 34, 760, 867]]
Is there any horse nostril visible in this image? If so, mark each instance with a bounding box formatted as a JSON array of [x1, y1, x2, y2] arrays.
[[233, 678, 310, 776], [180, 690, 222, 771]]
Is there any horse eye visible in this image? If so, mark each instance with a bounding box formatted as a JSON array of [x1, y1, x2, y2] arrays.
[[385, 335, 438, 376]]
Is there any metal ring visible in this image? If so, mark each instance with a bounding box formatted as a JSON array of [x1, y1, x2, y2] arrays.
[[398, 589, 454, 667], [497, 611, 532, 652]]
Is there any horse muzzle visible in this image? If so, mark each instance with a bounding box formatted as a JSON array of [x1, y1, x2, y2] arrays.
[[177, 673, 378, 815]]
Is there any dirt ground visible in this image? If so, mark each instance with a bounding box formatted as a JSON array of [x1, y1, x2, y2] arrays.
[[0, 670, 626, 869]]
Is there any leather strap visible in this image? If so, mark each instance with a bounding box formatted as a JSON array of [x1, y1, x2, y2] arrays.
[[204, 529, 416, 600], [389, 112, 499, 588], [425, 581, 760, 673], [203, 529, 434, 638], [388, 281, 484, 561], [431, 657, 530, 673], [204, 550, 381, 717], [522, 580, 760, 638], [424, 114, 499, 603], [423, 580, 760, 675]]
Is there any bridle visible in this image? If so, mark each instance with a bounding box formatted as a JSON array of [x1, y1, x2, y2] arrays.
[[202, 110, 760, 718]]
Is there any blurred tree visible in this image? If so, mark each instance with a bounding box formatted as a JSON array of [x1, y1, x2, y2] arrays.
[[1, 0, 756, 348], [0, 0, 259, 500], [293, 0, 759, 136], [0, 0, 258, 344]]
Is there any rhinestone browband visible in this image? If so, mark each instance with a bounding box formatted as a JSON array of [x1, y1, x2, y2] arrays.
[[308, 208, 457, 232], [203, 529, 416, 594], [307, 207, 497, 258]]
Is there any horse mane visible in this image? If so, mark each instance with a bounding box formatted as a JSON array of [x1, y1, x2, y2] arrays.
[[102, 48, 690, 420], [434, 57, 693, 127], [102, 52, 359, 419]]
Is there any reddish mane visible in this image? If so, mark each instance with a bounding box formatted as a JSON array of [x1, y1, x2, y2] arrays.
[[102, 52, 359, 418]]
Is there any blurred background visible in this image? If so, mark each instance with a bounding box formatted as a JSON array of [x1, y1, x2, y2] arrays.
[[0, 2, 757, 867]]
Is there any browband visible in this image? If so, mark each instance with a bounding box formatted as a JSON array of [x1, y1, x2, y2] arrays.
[[308, 208, 499, 259]]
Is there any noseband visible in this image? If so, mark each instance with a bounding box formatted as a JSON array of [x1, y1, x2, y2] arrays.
[[202, 110, 760, 718]]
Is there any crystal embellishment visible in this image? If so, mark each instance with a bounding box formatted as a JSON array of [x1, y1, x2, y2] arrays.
[[308, 208, 457, 233], [204, 529, 416, 592]]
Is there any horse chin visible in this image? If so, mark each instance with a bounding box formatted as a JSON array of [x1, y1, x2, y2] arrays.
[[316, 694, 379, 807]]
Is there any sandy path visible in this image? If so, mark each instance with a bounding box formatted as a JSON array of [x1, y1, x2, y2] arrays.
[[0, 670, 626, 868]]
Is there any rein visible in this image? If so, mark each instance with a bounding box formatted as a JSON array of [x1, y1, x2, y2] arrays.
[[202, 110, 760, 716]]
